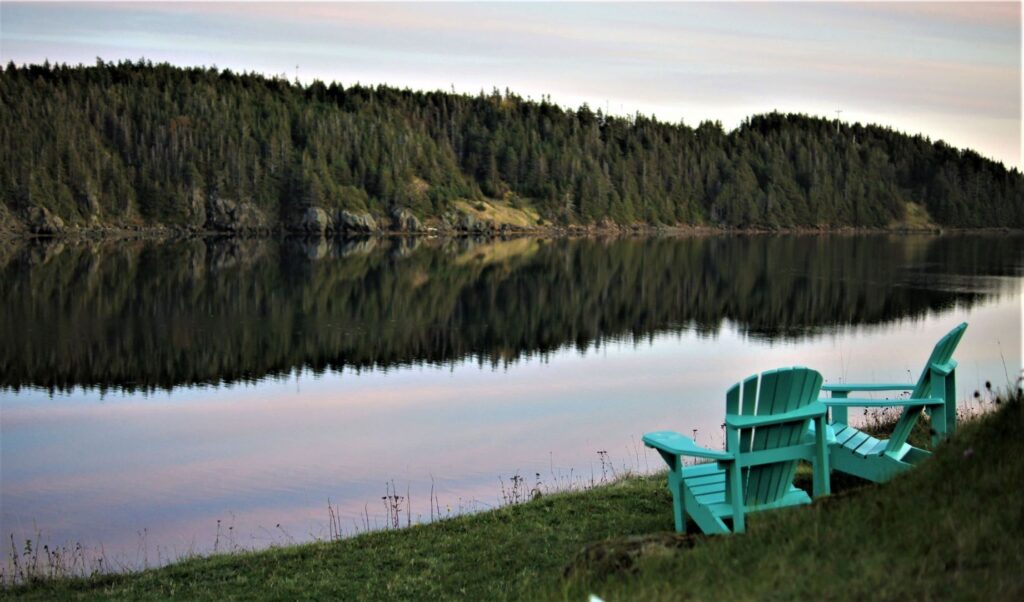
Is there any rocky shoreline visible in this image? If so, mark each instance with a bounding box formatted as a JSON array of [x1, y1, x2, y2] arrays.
[[4, 201, 1017, 243], [0, 201, 545, 240]]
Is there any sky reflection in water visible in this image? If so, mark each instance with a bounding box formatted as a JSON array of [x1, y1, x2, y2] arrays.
[[1, 235, 1021, 568]]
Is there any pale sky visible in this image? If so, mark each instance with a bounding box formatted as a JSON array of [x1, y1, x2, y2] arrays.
[[1, 1, 1021, 167]]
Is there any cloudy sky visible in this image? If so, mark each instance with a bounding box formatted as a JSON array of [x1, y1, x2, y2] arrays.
[[1, 1, 1020, 167]]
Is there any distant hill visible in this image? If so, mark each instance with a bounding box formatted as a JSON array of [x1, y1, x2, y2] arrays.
[[1, 60, 1021, 235]]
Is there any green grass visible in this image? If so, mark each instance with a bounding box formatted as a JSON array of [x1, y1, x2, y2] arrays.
[[452, 199, 541, 228], [5, 477, 671, 600], [6, 397, 1021, 600], [889, 201, 938, 230], [557, 396, 1024, 600]]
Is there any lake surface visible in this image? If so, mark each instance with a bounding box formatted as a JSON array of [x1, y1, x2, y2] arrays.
[[1, 233, 1022, 570]]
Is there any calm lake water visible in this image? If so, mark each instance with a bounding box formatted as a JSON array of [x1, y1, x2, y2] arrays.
[[1, 233, 1022, 569]]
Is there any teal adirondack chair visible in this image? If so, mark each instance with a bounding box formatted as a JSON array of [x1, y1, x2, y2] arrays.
[[643, 367, 830, 535], [818, 322, 967, 483]]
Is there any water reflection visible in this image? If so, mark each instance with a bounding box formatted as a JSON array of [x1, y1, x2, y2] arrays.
[[1, 233, 1021, 393], [1, 233, 1021, 571]]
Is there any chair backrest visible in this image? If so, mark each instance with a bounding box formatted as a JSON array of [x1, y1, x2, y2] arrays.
[[725, 367, 823, 507], [885, 322, 967, 452], [910, 322, 968, 399]]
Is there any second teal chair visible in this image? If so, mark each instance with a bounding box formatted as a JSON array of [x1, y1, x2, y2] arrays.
[[816, 322, 968, 483]]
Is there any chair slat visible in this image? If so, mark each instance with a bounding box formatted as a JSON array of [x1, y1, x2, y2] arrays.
[[726, 383, 740, 415], [834, 426, 860, 445]]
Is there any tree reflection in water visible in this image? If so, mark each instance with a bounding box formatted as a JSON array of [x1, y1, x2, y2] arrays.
[[1, 233, 1020, 393]]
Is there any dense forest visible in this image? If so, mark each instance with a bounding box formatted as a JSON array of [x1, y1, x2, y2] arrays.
[[3, 234, 1021, 392], [1, 60, 1022, 234]]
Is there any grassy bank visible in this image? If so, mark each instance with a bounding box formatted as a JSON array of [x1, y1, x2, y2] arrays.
[[557, 394, 1024, 600], [6, 477, 673, 600], [6, 395, 1021, 600]]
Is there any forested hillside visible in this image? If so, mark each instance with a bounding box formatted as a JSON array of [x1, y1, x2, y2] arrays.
[[2, 60, 1021, 234]]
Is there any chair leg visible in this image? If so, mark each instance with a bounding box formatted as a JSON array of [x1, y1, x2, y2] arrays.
[[667, 469, 687, 534], [930, 404, 947, 448], [813, 415, 831, 497], [728, 465, 745, 533], [930, 371, 951, 447], [945, 369, 957, 436]]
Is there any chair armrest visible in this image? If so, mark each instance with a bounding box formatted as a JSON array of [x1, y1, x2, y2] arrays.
[[821, 397, 945, 408], [929, 360, 957, 376], [822, 383, 916, 393], [725, 403, 827, 429], [643, 431, 733, 461]]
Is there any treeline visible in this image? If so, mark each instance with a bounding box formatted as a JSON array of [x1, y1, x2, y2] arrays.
[[1, 59, 1022, 232], [2, 234, 1020, 392]]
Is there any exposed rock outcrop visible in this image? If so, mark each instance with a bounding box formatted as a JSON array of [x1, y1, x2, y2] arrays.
[[338, 210, 378, 233], [206, 196, 268, 232], [390, 207, 423, 232], [24, 207, 65, 235], [298, 207, 332, 234], [439, 209, 502, 234]]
